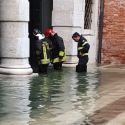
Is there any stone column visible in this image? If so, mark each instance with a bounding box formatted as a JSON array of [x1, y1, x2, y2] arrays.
[[0, 0, 33, 75], [52, 0, 84, 64]]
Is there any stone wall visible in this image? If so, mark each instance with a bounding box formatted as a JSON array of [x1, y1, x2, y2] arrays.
[[52, 0, 84, 64], [52, 0, 100, 65], [101, 0, 125, 64]]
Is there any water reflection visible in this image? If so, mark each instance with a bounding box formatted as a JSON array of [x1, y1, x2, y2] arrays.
[[29, 68, 99, 125], [75, 72, 99, 124], [29, 70, 70, 124], [0, 67, 99, 125], [0, 75, 31, 125]]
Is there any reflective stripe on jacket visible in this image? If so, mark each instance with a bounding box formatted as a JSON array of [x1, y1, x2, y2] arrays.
[[53, 55, 66, 63], [77, 36, 90, 57], [40, 42, 50, 64], [36, 40, 50, 65]]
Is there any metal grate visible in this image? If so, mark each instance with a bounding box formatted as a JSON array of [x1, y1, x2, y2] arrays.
[[84, 0, 93, 29]]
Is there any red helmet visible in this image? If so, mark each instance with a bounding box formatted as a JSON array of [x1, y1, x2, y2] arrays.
[[44, 28, 53, 38]]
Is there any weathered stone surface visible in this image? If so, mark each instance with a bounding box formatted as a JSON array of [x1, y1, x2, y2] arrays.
[[52, 0, 99, 65], [101, 0, 125, 64], [52, 11, 84, 27], [0, 0, 29, 21]]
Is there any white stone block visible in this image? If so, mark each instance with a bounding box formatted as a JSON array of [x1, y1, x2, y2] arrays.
[[73, 12, 84, 27], [0, 22, 29, 58], [0, 38, 29, 57], [0, 0, 29, 21], [0, 58, 30, 68], [52, 11, 84, 27], [74, 0, 85, 11], [53, 0, 84, 12], [52, 11, 74, 26], [0, 22, 28, 38], [0, 67, 32, 75], [53, 0, 74, 11]]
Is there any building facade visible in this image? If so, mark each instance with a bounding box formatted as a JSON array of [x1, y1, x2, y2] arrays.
[[101, 0, 125, 64], [0, 0, 100, 75]]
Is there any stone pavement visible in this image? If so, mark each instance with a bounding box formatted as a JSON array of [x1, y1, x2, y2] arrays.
[[87, 64, 125, 125]]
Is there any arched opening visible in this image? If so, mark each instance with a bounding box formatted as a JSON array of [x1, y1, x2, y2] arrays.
[[29, 0, 53, 72]]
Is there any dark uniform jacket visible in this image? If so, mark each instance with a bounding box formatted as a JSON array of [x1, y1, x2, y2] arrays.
[[50, 33, 66, 63], [35, 38, 50, 65], [77, 36, 90, 58]]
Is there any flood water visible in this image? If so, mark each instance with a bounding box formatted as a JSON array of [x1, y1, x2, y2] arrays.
[[0, 67, 99, 125]]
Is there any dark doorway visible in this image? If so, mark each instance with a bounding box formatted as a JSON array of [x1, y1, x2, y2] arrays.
[[29, 0, 53, 72]]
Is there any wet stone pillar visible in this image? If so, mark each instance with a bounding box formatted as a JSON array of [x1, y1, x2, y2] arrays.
[[0, 0, 33, 75], [52, 0, 84, 64]]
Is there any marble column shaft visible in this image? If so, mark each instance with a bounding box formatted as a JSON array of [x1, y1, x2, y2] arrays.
[[0, 0, 32, 74]]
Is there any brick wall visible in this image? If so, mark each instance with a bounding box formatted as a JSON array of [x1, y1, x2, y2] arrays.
[[101, 0, 125, 64]]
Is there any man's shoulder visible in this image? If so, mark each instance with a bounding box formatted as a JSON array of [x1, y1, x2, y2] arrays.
[[57, 36, 64, 43], [55, 34, 63, 40]]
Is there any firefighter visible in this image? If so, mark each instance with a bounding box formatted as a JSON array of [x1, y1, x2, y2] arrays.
[[33, 29, 50, 74], [72, 32, 90, 72], [45, 29, 66, 70]]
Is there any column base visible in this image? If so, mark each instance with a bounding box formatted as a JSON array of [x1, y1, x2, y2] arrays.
[[0, 58, 33, 75], [0, 67, 33, 75]]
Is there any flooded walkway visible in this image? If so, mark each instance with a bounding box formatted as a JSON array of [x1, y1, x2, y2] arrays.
[[0, 67, 99, 125], [1, 65, 124, 125], [87, 65, 125, 125]]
